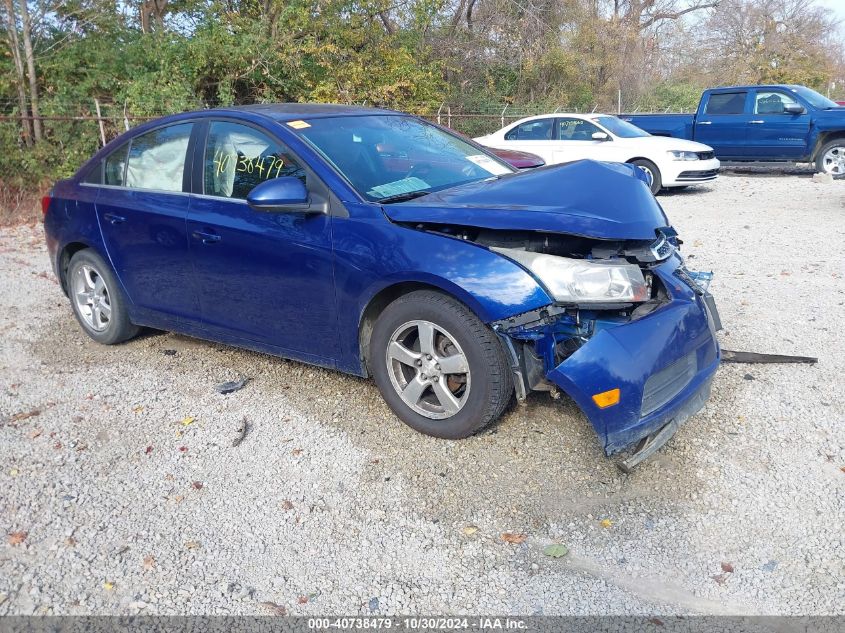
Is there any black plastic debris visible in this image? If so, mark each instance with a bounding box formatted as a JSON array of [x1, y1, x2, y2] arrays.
[[722, 350, 818, 364], [162, 349, 176, 356], [215, 377, 249, 394]]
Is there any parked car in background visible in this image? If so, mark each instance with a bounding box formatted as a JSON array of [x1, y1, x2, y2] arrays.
[[42, 104, 720, 469], [487, 147, 545, 169], [836, 101, 845, 106], [625, 85, 845, 178], [475, 113, 719, 194]]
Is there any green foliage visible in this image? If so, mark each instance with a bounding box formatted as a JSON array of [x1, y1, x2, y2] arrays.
[[0, 0, 842, 201]]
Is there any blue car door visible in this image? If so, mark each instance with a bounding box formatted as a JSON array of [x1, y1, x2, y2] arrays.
[[746, 89, 812, 159], [186, 119, 340, 364], [94, 122, 200, 325], [693, 91, 750, 159]]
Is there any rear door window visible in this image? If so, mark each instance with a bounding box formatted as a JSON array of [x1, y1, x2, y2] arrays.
[[704, 92, 747, 115], [505, 118, 555, 141], [125, 123, 193, 192], [202, 121, 305, 200]]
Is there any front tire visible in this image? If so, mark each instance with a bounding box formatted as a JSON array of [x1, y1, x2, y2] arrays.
[[630, 158, 663, 195], [67, 249, 140, 345], [369, 290, 513, 439], [816, 139, 845, 178]]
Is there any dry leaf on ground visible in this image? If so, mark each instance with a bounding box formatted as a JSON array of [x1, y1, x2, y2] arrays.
[[7, 531, 27, 545], [501, 532, 526, 544]]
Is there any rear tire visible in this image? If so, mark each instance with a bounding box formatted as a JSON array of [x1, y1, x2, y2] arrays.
[[816, 139, 845, 178], [67, 249, 140, 345], [630, 159, 662, 194], [369, 290, 513, 439]]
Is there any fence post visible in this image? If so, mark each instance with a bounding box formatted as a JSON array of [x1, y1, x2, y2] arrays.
[[123, 101, 130, 132], [618, 89, 622, 114], [437, 102, 444, 125], [93, 98, 106, 147], [500, 104, 509, 129], [447, 106, 451, 129]]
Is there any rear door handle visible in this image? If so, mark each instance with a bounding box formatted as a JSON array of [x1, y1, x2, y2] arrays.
[[103, 212, 125, 225], [192, 230, 221, 244], [698, 121, 711, 125], [749, 120, 764, 124]]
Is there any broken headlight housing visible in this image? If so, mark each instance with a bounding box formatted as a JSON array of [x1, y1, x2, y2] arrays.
[[493, 248, 649, 303]]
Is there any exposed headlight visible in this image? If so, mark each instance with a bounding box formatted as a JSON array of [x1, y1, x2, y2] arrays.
[[493, 248, 649, 303], [667, 150, 699, 161]]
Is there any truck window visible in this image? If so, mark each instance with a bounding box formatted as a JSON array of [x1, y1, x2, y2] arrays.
[[754, 91, 799, 114], [704, 92, 747, 115]]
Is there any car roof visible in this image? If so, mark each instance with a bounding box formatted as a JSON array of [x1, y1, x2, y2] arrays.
[[206, 103, 397, 122], [706, 84, 802, 92], [505, 112, 613, 126]]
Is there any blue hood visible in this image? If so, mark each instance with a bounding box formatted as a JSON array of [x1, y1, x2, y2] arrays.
[[382, 160, 670, 241]]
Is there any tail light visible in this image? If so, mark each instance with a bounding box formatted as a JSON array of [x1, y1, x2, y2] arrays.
[[41, 195, 52, 217]]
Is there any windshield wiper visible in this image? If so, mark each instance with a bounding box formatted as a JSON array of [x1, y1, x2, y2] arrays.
[[378, 190, 431, 204]]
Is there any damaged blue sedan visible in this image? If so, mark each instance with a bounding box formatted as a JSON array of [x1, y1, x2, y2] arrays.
[[43, 105, 721, 469]]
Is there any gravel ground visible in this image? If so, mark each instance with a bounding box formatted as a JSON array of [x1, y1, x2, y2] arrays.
[[1, 173, 843, 616]]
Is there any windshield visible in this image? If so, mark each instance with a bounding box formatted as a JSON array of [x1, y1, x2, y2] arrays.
[[791, 86, 838, 109], [295, 115, 515, 202], [592, 116, 650, 138]]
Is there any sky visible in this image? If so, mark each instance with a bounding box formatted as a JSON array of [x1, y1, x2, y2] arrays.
[[819, 0, 845, 24]]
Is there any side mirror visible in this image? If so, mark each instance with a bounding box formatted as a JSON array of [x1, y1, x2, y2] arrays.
[[246, 176, 317, 212], [592, 131, 610, 141], [784, 103, 805, 114]]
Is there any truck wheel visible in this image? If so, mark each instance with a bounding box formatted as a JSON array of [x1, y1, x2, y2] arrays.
[[369, 290, 513, 439], [816, 140, 845, 178], [630, 159, 662, 194]]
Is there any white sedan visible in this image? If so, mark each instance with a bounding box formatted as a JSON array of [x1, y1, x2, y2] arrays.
[[475, 113, 720, 194]]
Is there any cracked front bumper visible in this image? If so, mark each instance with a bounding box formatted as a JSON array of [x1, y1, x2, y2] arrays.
[[545, 256, 720, 455]]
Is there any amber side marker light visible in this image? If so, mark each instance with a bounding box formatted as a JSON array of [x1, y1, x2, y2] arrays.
[[592, 388, 621, 409]]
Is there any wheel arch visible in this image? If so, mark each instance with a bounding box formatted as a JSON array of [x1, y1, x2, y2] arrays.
[[58, 241, 96, 296], [811, 131, 845, 161], [357, 280, 486, 377]]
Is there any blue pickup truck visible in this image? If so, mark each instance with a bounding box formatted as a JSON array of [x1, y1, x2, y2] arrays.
[[625, 85, 845, 178]]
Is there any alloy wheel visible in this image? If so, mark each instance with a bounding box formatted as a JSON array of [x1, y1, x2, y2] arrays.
[[822, 146, 845, 175], [385, 319, 471, 420], [72, 264, 112, 332]]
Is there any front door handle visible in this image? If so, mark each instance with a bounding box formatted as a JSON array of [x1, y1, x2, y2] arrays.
[[749, 120, 765, 124], [192, 230, 221, 244], [103, 212, 125, 225], [698, 121, 712, 125]]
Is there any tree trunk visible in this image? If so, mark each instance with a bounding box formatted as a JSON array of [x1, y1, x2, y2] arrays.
[[18, 0, 41, 142], [1, 0, 32, 146]]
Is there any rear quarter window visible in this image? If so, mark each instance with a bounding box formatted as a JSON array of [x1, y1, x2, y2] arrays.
[[80, 142, 128, 186]]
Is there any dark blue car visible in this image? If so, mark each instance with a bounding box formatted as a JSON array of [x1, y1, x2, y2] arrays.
[[43, 105, 721, 469]]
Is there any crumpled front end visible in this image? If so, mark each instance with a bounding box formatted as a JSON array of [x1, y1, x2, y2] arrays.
[[494, 252, 720, 456]]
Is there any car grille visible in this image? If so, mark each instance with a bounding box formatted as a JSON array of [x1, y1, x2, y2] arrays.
[[677, 169, 718, 181], [696, 151, 715, 160], [641, 350, 698, 417]]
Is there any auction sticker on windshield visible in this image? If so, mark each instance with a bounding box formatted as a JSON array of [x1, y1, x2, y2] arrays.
[[367, 176, 430, 199]]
